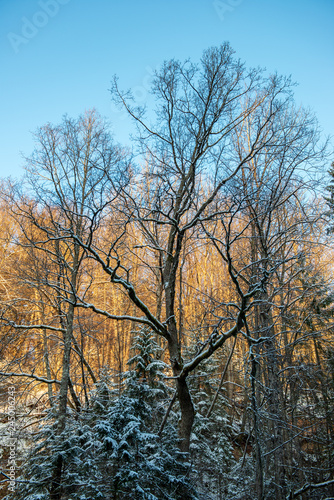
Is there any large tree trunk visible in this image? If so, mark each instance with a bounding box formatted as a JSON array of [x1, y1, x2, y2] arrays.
[[50, 239, 79, 500], [176, 376, 194, 453], [49, 299, 75, 500], [165, 253, 195, 453], [166, 314, 195, 453], [259, 286, 286, 500]]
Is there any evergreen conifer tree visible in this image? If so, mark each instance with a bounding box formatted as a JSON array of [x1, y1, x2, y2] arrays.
[[7, 328, 198, 500]]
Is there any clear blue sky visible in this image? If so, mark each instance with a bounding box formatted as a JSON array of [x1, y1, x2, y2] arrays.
[[1, 0, 333, 179]]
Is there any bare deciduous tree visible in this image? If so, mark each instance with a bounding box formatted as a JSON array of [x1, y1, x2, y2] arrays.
[[0, 110, 130, 500], [67, 44, 327, 456]]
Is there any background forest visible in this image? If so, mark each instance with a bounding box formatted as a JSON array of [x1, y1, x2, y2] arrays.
[[0, 44, 334, 500]]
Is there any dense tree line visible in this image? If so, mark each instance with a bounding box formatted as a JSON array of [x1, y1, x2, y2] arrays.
[[0, 44, 333, 499]]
